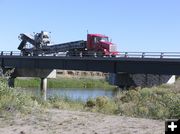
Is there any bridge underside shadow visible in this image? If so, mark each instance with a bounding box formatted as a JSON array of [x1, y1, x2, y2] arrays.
[[108, 73, 176, 88]]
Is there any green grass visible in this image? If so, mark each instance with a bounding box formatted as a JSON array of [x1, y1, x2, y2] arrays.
[[15, 78, 40, 88], [15, 78, 116, 89]]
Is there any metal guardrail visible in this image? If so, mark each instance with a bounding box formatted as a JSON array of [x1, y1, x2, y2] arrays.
[[1, 51, 21, 56], [117, 52, 180, 59], [1, 51, 180, 59]]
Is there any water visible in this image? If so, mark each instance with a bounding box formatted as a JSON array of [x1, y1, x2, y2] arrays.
[[24, 88, 117, 101]]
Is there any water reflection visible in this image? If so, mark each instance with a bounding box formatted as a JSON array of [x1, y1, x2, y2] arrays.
[[24, 88, 117, 101]]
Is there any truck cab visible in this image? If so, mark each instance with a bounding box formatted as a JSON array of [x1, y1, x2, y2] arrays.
[[87, 34, 118, 56]]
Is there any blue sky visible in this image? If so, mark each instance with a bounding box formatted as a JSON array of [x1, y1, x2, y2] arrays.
[[0, 0, 179, 52]]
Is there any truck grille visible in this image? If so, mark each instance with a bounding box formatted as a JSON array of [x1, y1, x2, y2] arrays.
[[109, 45, 117, 52]]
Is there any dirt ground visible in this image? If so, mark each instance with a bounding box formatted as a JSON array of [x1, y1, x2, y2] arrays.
[[0, 109, 164, 134]]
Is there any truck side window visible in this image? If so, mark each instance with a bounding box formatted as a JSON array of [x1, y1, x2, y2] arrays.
[[94, 37, 100, 44]]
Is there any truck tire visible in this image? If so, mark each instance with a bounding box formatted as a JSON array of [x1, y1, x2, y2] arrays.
[[97, 51, 103, 57], [22, 51, 29, 56]]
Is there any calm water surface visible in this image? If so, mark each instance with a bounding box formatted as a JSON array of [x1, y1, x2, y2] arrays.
[[24, 88, 117, 101]]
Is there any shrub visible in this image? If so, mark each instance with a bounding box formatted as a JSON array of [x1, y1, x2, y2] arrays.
[[86, 98, 96, 107], [0, 80, 41, 115], [96, 96, 109, 108], [85, 96, 117, 114], [114, 87, 180, 119]]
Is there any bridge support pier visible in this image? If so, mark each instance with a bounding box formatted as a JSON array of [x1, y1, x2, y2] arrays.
[[7, 68, 56, 100], [40, 78, 47, 101]]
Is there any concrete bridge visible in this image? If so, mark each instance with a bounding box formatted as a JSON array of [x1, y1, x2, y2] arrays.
[[1, 51, 180, 100]]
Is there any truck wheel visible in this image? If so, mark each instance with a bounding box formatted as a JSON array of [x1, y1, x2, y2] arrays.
[[33, 53, 38, 56], [22, 52, 29, 56], [66, 51, 76, 57], [66, 51, 73, 57], [97, 51, 103, 57]]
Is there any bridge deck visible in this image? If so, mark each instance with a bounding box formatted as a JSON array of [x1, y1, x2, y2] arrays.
[[1, 55, 180, 75]]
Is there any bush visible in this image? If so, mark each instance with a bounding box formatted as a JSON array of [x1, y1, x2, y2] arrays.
[[96, 96, 109, 108], [86, 98, 96, 107], [0, 80, 41, 115], [114, 87, 180, 119], [85, 96, 117, 114]]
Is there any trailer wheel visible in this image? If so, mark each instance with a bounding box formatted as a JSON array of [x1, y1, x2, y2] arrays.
[[66, 52, 70, 57], [66, 51, 76, 57], [22, 51, 29, 56]]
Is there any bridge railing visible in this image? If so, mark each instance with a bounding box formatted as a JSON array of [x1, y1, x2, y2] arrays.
[[0, 51, 21, 56], [1, 51, 180, 59], [117, 52, 180, 59]]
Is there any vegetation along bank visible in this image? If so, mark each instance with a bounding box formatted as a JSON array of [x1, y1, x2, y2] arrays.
[[14, 77, 116, 89], [0, 78, 179, 119]]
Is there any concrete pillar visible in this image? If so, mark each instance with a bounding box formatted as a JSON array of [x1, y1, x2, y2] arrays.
[[108, 73, 116, 85], [8, 77, 15, 88], [40, 78, 47, 101]]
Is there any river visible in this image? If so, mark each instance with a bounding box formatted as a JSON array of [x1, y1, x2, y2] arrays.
[[24, 88, 118, 101]]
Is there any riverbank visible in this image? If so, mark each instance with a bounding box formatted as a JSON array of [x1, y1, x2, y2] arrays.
[[14, 77, 116, 89], [1, 78, 180, 119]]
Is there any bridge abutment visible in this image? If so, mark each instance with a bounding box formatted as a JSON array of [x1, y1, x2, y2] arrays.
[[109, 73, 176, 88]]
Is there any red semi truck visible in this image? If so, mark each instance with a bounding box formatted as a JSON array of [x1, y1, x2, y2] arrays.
[[85, 34, 117, 56], [18, 31, 118, 57]]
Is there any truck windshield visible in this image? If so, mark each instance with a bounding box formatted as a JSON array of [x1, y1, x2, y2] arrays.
[[94, 37, 109, 44], [100, 37, 109, 42]]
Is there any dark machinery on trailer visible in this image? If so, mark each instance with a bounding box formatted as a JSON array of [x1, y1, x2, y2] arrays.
[[18, 31, 118, 56]]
